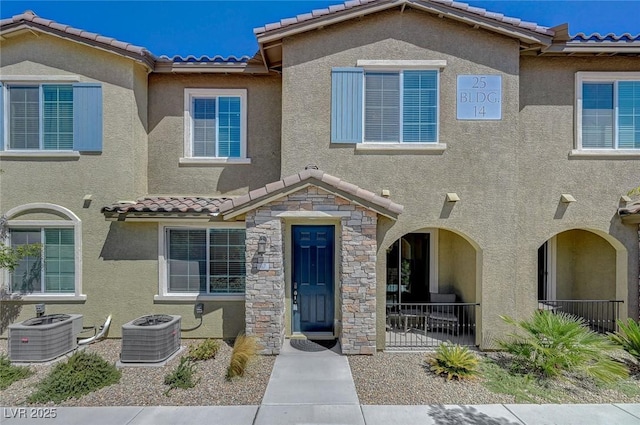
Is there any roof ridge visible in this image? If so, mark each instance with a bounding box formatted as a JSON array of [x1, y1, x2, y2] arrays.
[[217, 169, 404, 217], [1, 9, 156, 62], [253, 0, 554, 37]]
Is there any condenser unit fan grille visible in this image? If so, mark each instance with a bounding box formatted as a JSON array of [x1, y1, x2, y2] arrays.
[[120, 315, 181, 363]]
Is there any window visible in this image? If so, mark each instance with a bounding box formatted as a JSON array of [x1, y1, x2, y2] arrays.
[[9, 228, 75, 294], [331, 61, 443, 144], [165, 227, 246, 295], [0, 82, 102, 153], [3, 203, 83, 299], [577, 73, 640, 150], [183, 89, 247, 160]]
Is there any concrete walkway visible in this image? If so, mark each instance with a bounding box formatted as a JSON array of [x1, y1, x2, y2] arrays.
[[3, 340, 640, 424], [254, 339, 364, 425]]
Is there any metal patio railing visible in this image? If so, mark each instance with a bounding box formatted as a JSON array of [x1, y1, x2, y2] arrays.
[[538, 299, 624, 333], [385, 302, 479, 349]]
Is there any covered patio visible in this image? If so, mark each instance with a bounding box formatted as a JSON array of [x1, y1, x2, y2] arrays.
[[537, 229, 628, 333], [384, 228, 480, 349]]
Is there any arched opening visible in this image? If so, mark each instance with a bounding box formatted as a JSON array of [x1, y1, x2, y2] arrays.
[[385, 228, 480, 348], [2, 203, 82, 297], [537, 229, 627, 332]]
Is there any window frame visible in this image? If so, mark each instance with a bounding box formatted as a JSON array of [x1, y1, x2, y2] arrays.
[[361, 66, 440, 145], [1, 203, 84, 301], [2, 80, 78, 153], [182, 88, 249, 164], [575, 72, 640, 154], [157, 222, 246, 301]]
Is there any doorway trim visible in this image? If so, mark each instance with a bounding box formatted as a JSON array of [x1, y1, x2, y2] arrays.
[[284, 217, 341, 339]]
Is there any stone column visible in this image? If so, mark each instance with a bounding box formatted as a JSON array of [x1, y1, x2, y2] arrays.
[[244, 210, 285, 355], [340, 209, 377, 355]]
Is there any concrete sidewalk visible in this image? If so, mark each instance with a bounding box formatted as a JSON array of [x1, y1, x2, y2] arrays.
[[3, 340, 640, 424], [3, 404, 640, 424]]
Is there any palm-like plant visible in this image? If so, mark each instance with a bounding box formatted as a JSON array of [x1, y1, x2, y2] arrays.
[[610, 318, 640, 360], [428, 342, 479, 380], [499, 310, 628, 383]]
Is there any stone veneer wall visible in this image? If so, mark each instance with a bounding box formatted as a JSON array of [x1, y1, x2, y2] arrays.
[[245, 186, 377, 355]]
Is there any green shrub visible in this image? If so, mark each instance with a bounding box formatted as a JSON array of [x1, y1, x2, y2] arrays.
[[610, 319, 640, 360], [226, 334, 258, 380], [28, 351, 121, 403], [499, 310, 628, 383], [427, 342, 478, 381], [164, 357, 198, 395], [0, 354, 33, 390], [187, 339, 220, 361]]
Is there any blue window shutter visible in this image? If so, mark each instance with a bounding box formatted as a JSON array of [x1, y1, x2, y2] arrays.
[[73, 83, 103, 152], [331, 67, 363, 143], [0, 83, 4, 151]]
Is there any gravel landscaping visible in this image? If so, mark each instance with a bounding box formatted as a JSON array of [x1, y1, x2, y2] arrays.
[[3, 339, 640, 407], [348, 351, 640, 405], [0, 339, 274, 407]]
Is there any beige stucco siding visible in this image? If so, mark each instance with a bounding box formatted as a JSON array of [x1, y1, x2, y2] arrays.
[[439, 229, 477, 303], [280, 9, 522, 348], [147, 73, 282, 195], [0, 33, 153, 336], [556, 230, 616, 300], [517, 56, 638, 321]]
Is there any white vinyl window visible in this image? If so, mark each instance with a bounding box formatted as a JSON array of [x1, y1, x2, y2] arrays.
[[9, 228, 75, 294], [6, 84, 73, 150], [364, 71, 438, 143], [576, 72, 640, 151], [2, 203, 84, 300], [160, 224, 246, 298], [183, 89, 247, 161]]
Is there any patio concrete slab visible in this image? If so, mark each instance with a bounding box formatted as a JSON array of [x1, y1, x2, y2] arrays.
[[255, 404, 365, 425], [616, 404, 640, 420], [362, 404, 524, 425], [128, 406, 258, 425], [1, 407, 144, 425], [506, 404, 640, 425]]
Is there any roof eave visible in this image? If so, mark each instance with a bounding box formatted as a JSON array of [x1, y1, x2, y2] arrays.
[[256, 0, 552, 69], [0, 22, 155, 70], [541, 43, 640, 55], [221, 180, 401, 221], [255, 0, 553, 48], [102, 211, 220, 222], [153, 61, 270, 74]]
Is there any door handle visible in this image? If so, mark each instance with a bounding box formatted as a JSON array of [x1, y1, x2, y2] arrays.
[[293, 282, 298, 304]]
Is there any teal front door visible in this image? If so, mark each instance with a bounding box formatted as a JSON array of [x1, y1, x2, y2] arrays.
[[292, 225, 334, 333]]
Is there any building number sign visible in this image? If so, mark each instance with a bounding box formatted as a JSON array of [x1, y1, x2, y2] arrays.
[[457, 75, 502, 120]]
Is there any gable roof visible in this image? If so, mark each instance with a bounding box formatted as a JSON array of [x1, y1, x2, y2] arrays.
[[255, 0, 553, 39], [0, 10, 156, 69], [0, 10, 271, 74], [254, 0, 556, 68], [255, 0, 640, 69], [218, 169, 404, 220]]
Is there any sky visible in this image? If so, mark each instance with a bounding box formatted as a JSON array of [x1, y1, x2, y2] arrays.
[[1, 0, 638, 58]]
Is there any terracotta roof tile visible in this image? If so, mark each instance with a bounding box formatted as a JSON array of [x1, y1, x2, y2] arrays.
[[571, 32, 640, 42], [254, 0, 554, 37], [1, 10, 155, 62], [101, 197, 228, 215], [218, 170, 404, 217]]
